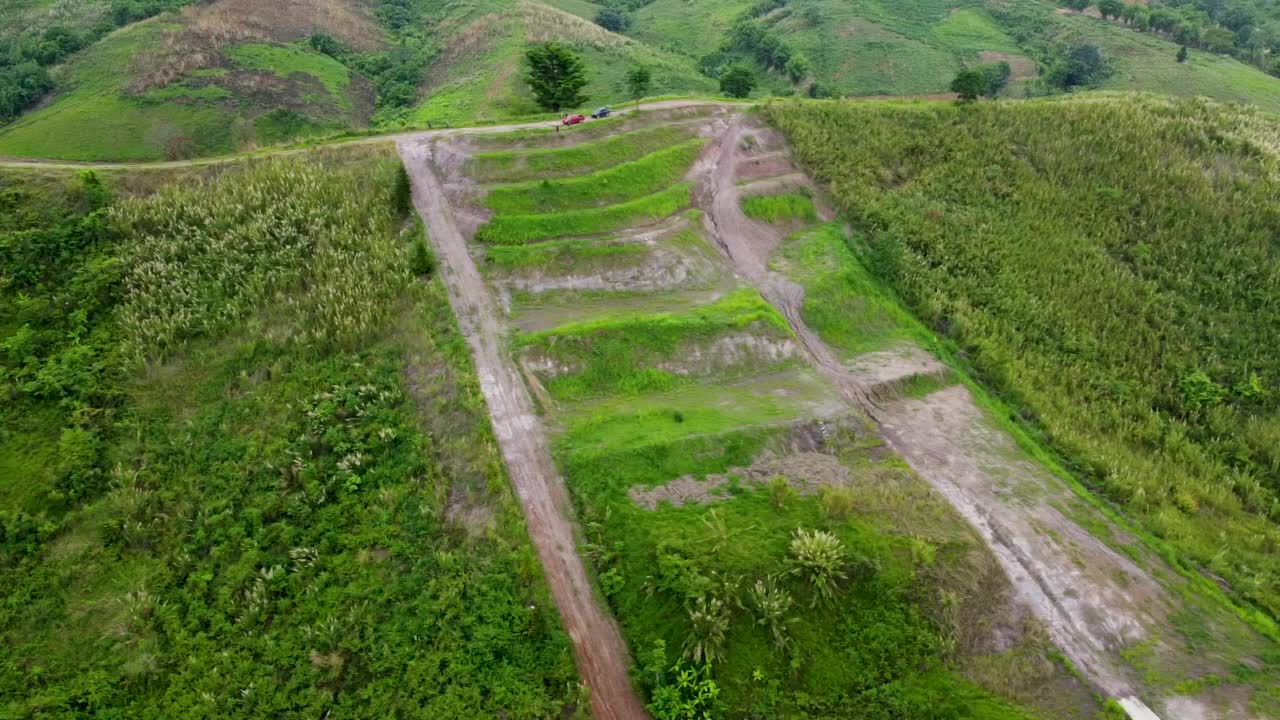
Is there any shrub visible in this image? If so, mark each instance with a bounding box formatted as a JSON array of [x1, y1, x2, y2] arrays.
[[410, 235, 436, 276], [819, 485, 856, 520], [719, 66, 756, 98], [648, 662, 719, 720], [683, 595, 730, 664], [767, 475, 792, 508], [394, 163, 413, 216], [745, 576, 795, 649], [786, 529, 846, 605], [55, 426, 100, 499], [950, 69, 986, 102], [595, 7, 631, 32]]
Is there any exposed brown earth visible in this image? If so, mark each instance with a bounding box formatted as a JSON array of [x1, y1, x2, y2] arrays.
[[397, 138, 649, 720]]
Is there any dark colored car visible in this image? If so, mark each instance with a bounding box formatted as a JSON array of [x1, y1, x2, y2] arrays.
[[591, 106, 611, 119], [562, 114, 586, 125]]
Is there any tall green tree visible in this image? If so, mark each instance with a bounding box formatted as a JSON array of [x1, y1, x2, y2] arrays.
[[626, 65, 652, 110], [719, 65, 756, 98], [525, 42, 588, 112], [950, 69, 986, 101], [1097, 0, 1124, 20]]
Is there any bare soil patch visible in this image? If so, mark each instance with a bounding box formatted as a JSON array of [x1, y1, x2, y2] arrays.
[[629, 449, 850, 509], [978, 51, 1039, 82], [131, 0, 383, 93], [845, 343, 950, 398], [737, 173, 811, 197], [734, 151, 796, 181]]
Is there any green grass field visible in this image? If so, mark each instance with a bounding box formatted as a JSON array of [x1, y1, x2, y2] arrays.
[[518, 287, 795, 399], [476, 183, 692, 244], [483, 138, 705, 213], [0, 19, 234, 161], [741, 191, 819, 223], [468, 124, 704, 182], [226, 42, 355, 111]]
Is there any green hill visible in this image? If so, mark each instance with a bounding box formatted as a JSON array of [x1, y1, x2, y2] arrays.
[[5, 0, 1280, 160]]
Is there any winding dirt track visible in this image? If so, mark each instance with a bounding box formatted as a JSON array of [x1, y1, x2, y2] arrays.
[[396, 139, 649, 720], [694, 115, 1170, 720]]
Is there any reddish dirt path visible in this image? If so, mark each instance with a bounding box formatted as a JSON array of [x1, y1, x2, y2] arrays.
[[397, 138, 649, 720]]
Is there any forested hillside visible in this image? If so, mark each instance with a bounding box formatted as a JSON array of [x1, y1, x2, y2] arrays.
[[767, 94, 1280, 619], [0, 154, 577, 716]]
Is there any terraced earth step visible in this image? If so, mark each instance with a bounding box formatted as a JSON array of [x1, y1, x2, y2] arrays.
[[507, 284, 739, 333]]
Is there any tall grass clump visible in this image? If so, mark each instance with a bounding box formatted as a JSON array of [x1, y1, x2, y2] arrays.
[[475, 183, 691, 245], [742, 191, 819, 224], [766, 94, 1280, 617], [483, 139, 705, 214], [111, 156, 410, 361], [468, 125, 701, 182]]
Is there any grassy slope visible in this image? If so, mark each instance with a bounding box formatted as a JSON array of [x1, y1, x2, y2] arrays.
[[0, 7, 370, 161], [225, 42, 355, 112], [483, 138, 705, 213], [518, 287, 795, 399], [766, 95, 1280, 621], [1053, 13, 1280, 114], [467, 123, 703, 181], [474, 119, 1088, 719], [628, 0, 1280, 106], [0, 20, 235, 161], [406, 0, 715, 126], [0, 153, 576, 715]]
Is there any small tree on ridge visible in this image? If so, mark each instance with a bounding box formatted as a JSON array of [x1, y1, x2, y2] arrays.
[[719, 65, 756, 98], [626, 65, 652, 110], [950, 69, 986, 102], [525, 42, 588, 112]]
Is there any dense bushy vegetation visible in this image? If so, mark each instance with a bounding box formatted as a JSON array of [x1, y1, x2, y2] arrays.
[[558, 405, 1052, 719], [767, 95, 1280, 618], [1071, 0, 1280, 73], [0, 155, 576, 716], [306, 0, 442, 116]]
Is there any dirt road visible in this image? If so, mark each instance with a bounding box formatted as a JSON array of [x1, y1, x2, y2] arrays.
[[0, 100, 735, 171], [396, 138, 649, 720], [694, 114, 1177, 720], [693, 116, 879, 415]]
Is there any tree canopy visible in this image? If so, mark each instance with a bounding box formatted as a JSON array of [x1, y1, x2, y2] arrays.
[[719, 65, 756, 98], [525, 42, 588, 112]]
